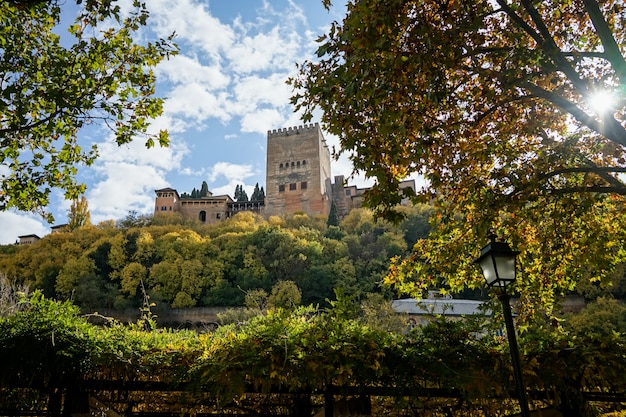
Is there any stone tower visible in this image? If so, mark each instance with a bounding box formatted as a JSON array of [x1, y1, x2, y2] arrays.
[[265, 123, 332, 217]]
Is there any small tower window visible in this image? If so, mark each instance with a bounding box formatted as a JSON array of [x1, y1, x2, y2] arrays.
[[290, 183, 297, 191], [302, 160, 306, 165], [280, 163, 283, 168], [199, 211, 207, 222], [301, 181, 307, 190], [279, 184, 285, 192], [291, 162, 295, 167], [297, 161, 300, 167]]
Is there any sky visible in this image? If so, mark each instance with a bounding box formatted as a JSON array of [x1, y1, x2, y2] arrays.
[[0, 0, 369, 244]]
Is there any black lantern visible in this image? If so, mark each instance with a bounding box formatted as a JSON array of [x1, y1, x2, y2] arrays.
[[474, 234, 520, 288], [475, 233, 530, 417]]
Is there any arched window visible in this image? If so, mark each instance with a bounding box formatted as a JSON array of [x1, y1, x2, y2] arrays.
[[199, 211, 206, 222]]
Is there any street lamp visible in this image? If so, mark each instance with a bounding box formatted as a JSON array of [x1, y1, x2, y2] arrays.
[[475, 234, 530, 417]]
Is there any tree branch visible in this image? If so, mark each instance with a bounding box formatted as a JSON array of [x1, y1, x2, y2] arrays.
[[549, 186, 626, 195], [581, 0, 626, 84], [518, 81, 626, 147]]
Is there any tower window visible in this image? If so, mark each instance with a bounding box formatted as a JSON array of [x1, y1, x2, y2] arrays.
[[290, 183, 297, 191], [161, 206, 167, 211], [291, 162, 295, 167], [302, 160, 306, 165], [279, 184, 285, 192], [280, 163, 283, 168], [199, 211, 207, 222], [345, 190, 351, 196], [301, 181, 307, 190], [297, 161, 300, 167]]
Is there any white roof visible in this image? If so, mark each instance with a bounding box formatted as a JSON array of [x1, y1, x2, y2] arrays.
[[392, 298, 491, 316]]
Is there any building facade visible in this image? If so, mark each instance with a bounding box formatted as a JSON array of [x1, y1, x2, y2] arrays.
[[154, 188, 264, 224], [155, 123, 415, 224], [265, 123, 332, 217]]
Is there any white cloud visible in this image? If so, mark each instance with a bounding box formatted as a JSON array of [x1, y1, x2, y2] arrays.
[[233, 73, 292, 110], [240, 108, 285, 134], [95, 132, 186, 170], [149, 0, 235, 59], [164, 83, 233, 123], [206, 162, 262, 200], [88, 163, 168, 223], [0, 212, 50, 245], [208, 162, 255, 184], [227, 26, 302, 73], [157, 55, 230, 90], [85, 131, 187, 222]]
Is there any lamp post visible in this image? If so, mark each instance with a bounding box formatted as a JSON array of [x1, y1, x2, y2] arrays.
[[475, 234, 530, 417]]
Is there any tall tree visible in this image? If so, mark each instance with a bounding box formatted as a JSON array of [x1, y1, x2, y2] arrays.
[[200, 181, 209, 198], [67, 196, 91, 231], [0, 1, 177, 221], [327, 201, 339, 227], [292, 0, 626, 319], [251, 183, 265, 201], [234, 184, 249, 202]]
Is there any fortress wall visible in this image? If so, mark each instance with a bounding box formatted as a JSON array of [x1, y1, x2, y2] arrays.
[[265, 123, 331, 217]]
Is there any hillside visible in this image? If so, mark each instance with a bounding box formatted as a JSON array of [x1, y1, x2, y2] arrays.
[[0, 207, 433, 313]]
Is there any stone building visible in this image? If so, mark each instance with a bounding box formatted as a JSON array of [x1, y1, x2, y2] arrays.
[[154, 123, 415, 224], [154, 188, 264, 224], [18, 234, 40, 245], [265, 123, 332, 217]]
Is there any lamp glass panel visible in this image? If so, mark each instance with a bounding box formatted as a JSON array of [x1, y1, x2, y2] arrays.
[[478, 256, 498, 285], [494, 254, 516, 281]]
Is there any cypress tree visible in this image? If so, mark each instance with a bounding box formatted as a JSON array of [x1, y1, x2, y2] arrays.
[[327, 202, 340, 227]]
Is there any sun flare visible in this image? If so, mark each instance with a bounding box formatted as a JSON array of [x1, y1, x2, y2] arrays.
[[588, 91, 616, 114]]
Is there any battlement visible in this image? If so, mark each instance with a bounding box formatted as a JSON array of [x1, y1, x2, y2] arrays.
[[267, 123, 320, 137]]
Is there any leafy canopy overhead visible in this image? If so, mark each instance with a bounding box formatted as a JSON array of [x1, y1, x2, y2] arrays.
[[292, 0, 626, 316], [0, 0, 177, 221]]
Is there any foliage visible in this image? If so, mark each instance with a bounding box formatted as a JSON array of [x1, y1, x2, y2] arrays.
[[67, 196, 91, 231], [117, 210, 153, 229], [564, 297, 626, 339], [234, 184, 249, 202], [268, 280, 302, 310], [0, 0, 177, 220], [250, 182, 265, 202], [0, 273, 28, 317], [0, 292, 99, 390], [2, 294, 626, 415], [292, 0, 626, 321], [327, 201, 339, 227], [0, 208, 427, 310], [181, 181, 210, 199]]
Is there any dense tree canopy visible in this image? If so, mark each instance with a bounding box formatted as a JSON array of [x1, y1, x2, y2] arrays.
[[0, 0, 176, 220], [0, 208, 430, 311], [292, 0, 626, 320]]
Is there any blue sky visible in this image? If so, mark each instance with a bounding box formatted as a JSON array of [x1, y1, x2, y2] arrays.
[[0, 0, 368, 244]]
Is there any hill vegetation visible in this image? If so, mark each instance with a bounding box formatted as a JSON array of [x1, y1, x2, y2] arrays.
[[0, 207, 432, 313]]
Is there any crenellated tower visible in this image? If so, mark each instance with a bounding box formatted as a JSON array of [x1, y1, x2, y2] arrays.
[[265, 123, 332, 217]]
